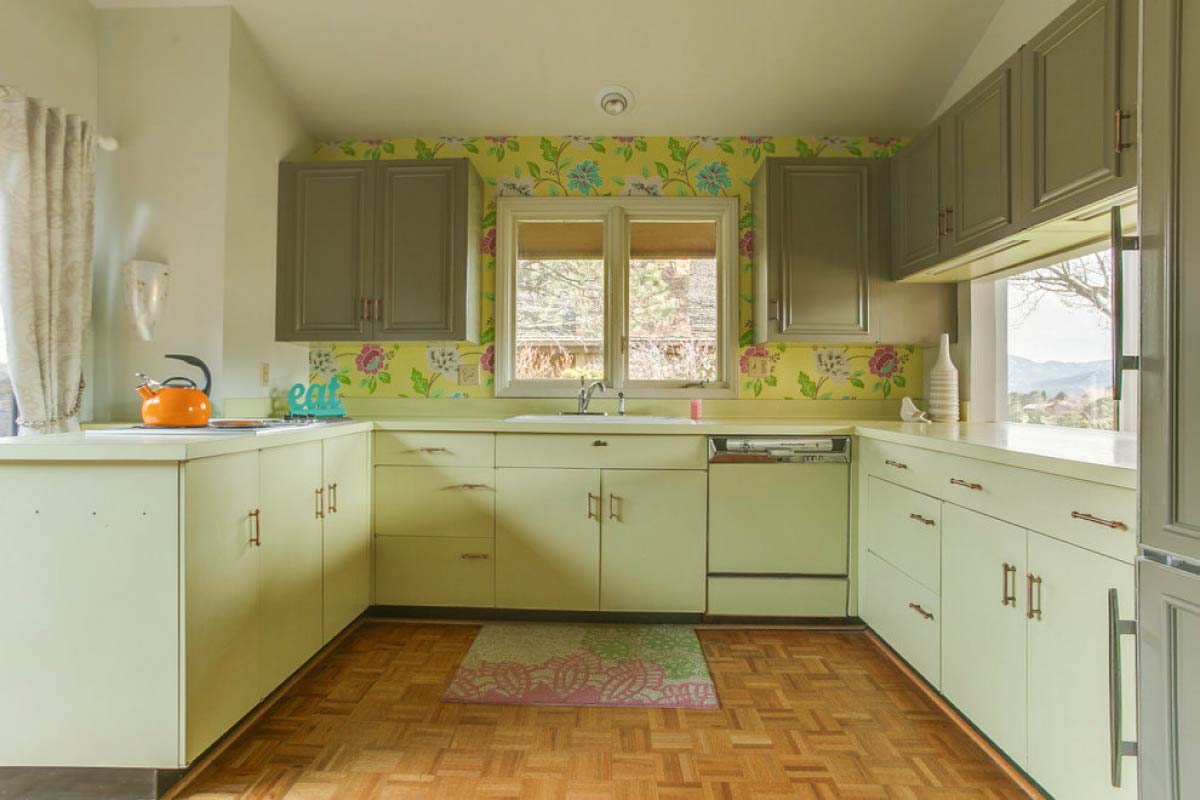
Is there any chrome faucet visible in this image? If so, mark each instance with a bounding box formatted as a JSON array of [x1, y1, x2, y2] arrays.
[[577, 380, 607, 414]]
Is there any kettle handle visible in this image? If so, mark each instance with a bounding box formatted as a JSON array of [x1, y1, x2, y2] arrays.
[[164, 354, 212, 396]]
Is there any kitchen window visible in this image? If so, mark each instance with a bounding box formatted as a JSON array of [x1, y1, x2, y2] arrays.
[[998, 246, 1138, 432], [494, 197, 739, 398]]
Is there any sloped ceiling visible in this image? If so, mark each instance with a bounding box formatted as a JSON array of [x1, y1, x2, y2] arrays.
[[91, 0, 1004, 139]]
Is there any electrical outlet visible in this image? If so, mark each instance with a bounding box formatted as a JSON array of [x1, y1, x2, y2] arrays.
[[746, 356, 771, 378], [458, 364, 479, 386], [259, 362, 270, 386]]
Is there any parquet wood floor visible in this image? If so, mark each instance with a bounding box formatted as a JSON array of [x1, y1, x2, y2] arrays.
[[170, 622, 1031, 799]]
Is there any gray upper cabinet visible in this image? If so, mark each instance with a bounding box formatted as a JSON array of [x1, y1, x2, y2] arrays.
[[276, 163, 375, 341], [752, 158, 877, 342], [276, 158, 481, 343], [891, 125, 942, 275], [1021, 0, 1136, 226]]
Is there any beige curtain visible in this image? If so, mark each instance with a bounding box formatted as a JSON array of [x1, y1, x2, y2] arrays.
[[0, 86, 95, 435]]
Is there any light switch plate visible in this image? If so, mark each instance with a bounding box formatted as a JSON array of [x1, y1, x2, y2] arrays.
[[458, 364, 480, 385], [746, 356, 771, 378]]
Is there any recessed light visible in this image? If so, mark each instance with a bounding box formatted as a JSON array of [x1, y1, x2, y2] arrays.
[[596, 85, 634, 116]]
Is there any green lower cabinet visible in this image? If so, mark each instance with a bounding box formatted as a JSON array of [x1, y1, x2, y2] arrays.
[[860, 550, 940, 686], [707, 576, 847, 617], [940, 505, 1028, 766], [374, 535, 495, 607], [599, 469, 706, 613]]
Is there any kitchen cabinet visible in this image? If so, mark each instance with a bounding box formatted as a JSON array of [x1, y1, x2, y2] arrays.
[[321, 432, 370, 642], [860, 550, 941, 685], [495, 468, 601, 610], [1027, 532, 1137, 800], [374, 465, 495, 538], [1021, 0, 1137, 226], [861, 476, 940, 591], [891, 125, 943, 275], [375, 535, 495, 607], [599, 469, 706, 612], [276, 158, 481, 342], [751, 158, 879, 340], [184, 452, 262, 762], [940, 505, 1028, 766]]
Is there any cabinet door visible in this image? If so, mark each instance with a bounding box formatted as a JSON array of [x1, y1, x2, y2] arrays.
[[891, 125, 942, 276], [322, 433, 370, 642], [940, 505, 1028, 766], [495, 468, 600, 610], [600, 470, 706, 612], [276, 162, 374, 341], [1022, 0, 1135, 225], [945, 53, 1022, 253], [258, 442, 325, 694], [375, 536, 495, 607], [754, 159, 871, 339], [376, 159, 480, 341], [184, 452, 260, 763], [374, 466, 495, 537], [1027, 532, 1137, 800], [862, 477, 940, 592]]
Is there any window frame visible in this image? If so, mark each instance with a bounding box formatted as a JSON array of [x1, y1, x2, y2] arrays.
[[494, 196, 739, 399]]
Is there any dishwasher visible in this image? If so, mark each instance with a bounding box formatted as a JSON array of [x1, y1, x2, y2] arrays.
[[707, 435, 851, 617]]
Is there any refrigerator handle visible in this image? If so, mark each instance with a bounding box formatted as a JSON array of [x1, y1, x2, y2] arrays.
[[1108, 587, 1139, 787]]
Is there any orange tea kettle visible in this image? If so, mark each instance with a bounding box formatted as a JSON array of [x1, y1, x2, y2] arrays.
[[135, 354, 212, 427]]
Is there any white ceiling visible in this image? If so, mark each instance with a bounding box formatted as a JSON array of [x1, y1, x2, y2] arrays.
[[91, 0, 1005, 140]]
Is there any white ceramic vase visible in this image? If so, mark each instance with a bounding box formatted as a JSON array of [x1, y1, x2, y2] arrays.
[[928, 333, 960, 423]]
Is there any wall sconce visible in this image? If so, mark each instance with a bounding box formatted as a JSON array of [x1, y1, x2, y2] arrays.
[[121, 260, 170, 341]]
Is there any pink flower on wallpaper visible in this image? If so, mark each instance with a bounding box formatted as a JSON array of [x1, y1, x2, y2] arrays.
[[612, 136, 636, 143], [480, 227, 496, 257], [740, 135, 768, 144], [362, 138, 384, 146], [739, 345, 768, 374], [869, 136, 899, 148], [868, 345, 901, 378], [485, 135, 514, 143], [480, 344, 495, 373], [739, 229, 754, 259], [355, 344, 387, 375]]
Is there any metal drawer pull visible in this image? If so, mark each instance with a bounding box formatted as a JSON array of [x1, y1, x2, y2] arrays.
[[1001, 562, 1016, 607], [328, 482, 338, 513], [1107, 588, 1139, 787], [609, 494, 623, 522], [249, 509, 261, 546], [950, 478, 983, 491], [415, 447, 450, 454], [460, 553, 489, 560], [315, 487, 325, 519], [592, 439, 608, 447], [441, 483, 490, 490], [884, 459, 908, 470], [587, 493, 601, 521], [1026, 574, 1042, 620], [908, 602, 934, 620], [1071, 511, 1128, 531], [909, 513, 935, 526], [360, 297, 370, 320]]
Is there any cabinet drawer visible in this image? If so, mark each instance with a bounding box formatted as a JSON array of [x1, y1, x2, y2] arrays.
[[374, 432, 494, 467], [374, 536, 494, 607], [861, 551, 940, 687], [860, 437, 945, 496], [864, 477, 941, 592], [707, 577, 848, 617], [374, 466, 494, 537], [496, 434, 707, 470]]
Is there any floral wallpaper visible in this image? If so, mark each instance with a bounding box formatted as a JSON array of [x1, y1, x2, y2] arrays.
[[307, 134, 923, 401]]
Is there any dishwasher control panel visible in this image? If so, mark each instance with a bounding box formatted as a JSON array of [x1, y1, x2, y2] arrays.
[[709, 435, 851, 464]]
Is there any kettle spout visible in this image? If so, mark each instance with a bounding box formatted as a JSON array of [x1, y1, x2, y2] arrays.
[[135, 371, 160, 400], [136, 384, 157, 400]]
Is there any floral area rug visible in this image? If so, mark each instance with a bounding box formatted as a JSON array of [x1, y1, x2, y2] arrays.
[[442, 623, 719, 709]]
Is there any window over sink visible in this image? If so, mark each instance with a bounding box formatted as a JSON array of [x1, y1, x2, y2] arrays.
[[494, 197, 738, 398]]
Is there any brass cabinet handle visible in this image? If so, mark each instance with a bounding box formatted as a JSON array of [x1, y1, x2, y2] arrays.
[[884, 459, 908, 470], [950, 478, 983, 491], [1114, 109, 1134, 154], [592, 440, 608, 447], [442, 483, 490, 490], [1107, 588, 1139, 786], [908, 602, 934, 620], [909, 513, 935, 527], [249, 509, 261, 546], [1026, 574, 1043, 620], [360, 297, 370, 320], [1002, 562, 1017, 607], [315, 487, 325, 519], [1071, 511, 1128, 531], [936, 208, 945, 239], [460, 553, 489, 560], [943, 207, 954, 237], [373, 297, 381, 320], [609, 494, 623, 522], [413, 447, 450, 454], [587, 493, 600, 521], [328, 482, 338, 513]]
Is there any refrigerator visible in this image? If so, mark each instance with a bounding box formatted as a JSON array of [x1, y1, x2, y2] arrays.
[[1137, 2, 1200, 798]]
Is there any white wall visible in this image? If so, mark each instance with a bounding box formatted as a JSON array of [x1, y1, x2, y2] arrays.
[[221, 14, 312, 405], [931, 0, 1075, 119], [0, 0, 98, 120], [92, 7, 233, 422]]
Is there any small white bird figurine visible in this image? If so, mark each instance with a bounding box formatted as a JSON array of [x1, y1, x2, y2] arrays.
[[900, 396, 931, 424]]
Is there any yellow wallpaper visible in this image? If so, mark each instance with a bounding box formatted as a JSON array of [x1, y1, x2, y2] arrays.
[[308, 135, 922, 401]]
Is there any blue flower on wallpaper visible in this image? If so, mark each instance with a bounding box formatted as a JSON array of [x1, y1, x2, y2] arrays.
[[695, 161, 732, 195], [566, 160, 604, 194]]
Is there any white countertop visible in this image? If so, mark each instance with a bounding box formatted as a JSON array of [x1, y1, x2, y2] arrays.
[[0, 417, 1136, 486]]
